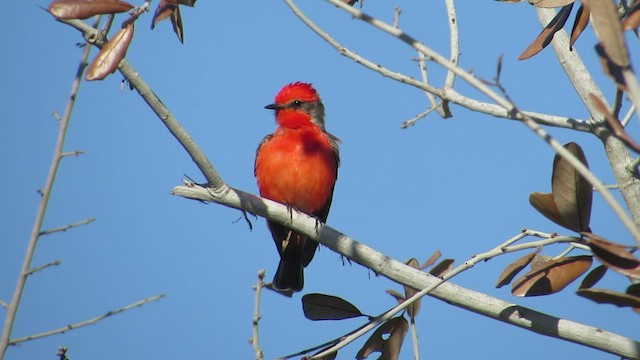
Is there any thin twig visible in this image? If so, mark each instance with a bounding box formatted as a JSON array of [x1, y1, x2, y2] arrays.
[[54, 12, 640, 360], [599, 184, 620, 190], [60, 150, 84, 157], [283, 0, 592, 132], [410, 318, 419, 360], [553, 244, 577, 260], [0, 300, 8, 309], [40, 218, 96, 236], [251, 270, 265, 360], [309, 232, 585, 359], [0, 31, 94, 358], [9, 294, 165, 345], [26, 260, 61, 276], [323, 0, 640, 245], [59, 18, 223, 189], [416, 52, 440, 116], [393, 6, 401, 28], [621, 104, 636, 127], [401, 103, 441, 128]]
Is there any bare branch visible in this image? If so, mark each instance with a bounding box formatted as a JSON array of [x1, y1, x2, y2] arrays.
[[60, 150, 84, 157], [535, 7, 640, 229], [59, 18, 223, 189], [173, 183, 640, 359], [621, 104, 636, 127], [416, 52, 446, 119], [0, 300, 8, 309], [26, 260, 62, 276], [309, 231, 586, 359], [321, 0, 640, 244], [250, 270, 265, 360], [54, 12, 640, 359], [9, 295, 165, 345], [284, 0, 592, 132], [40, 217, 96, 236], [0, 35, 94, 358], [401, 103, 441, 129]]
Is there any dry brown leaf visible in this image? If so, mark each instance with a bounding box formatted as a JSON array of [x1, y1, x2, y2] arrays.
[[583, 232, 640, 279], [589, 93, 640, 153], [576, 288, 640, 309], [420, 250, 442, 270], [584, 0, 629, 68], [579, 264, 608, 289], [403, 258, 421, 319], [529, 0, 575, 8], [519, 4, 573, 60], [170, 2, 184, 43], [512, 255, 592, 297], [86, 23, 134, 81], [595, 43, 627, 90], [629, 284, 640, 313], [429, 259, 455, 278], [302, 293, 365, 321], [356, 317, 408, 360], [386, 289, 405, 304], [151, 0, 175, 28], [585, 0, 631, 90], [570, 4, 590, 48], [622, 2, 640, 30], [151, 0, 185, 43], [496, 248, 541, 288], [551, 142, 592, 232], [529, 192, 569, 230], [49, 0, 133, 19]]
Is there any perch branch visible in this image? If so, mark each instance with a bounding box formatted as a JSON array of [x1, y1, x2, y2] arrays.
[[173, 183, 639, 359]]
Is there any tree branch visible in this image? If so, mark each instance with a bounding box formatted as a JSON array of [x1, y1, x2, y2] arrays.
[[55, 13, 640, 359], [251, 270, 265, 360], [39, 217, 96, 236], [0, 35, 93, 358], [284, 0, 593, 132], [58, 18, 224, 189], [9, 295, 164, 345], [26, 260, 61, 276], [535, 7, 640, 229], [173, 183, 640, 359], [319, 0, 640, 245]]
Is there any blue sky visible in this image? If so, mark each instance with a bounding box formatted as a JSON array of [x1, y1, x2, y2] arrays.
[[1, 1, 637, 359]]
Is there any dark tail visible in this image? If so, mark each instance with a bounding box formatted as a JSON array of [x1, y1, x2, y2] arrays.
[[273, 259, 304, 292]]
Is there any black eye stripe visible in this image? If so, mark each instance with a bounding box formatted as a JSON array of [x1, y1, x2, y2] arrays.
[[288, 100, 304, 108]]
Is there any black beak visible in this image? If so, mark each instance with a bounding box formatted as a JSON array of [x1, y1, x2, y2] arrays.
[[264, 103, 281, 110]]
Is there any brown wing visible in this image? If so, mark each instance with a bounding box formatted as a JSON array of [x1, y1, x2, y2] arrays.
[[254, 134, 273, 178]]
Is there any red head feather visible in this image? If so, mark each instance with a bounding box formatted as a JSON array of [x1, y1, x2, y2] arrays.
[[274, 82, 320, 105]]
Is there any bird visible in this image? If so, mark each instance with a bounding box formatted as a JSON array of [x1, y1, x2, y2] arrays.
[[254, 82, 340, 292]]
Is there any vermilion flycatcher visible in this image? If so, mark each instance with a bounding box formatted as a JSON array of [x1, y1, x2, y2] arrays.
[[254, 82, 340, 292]]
